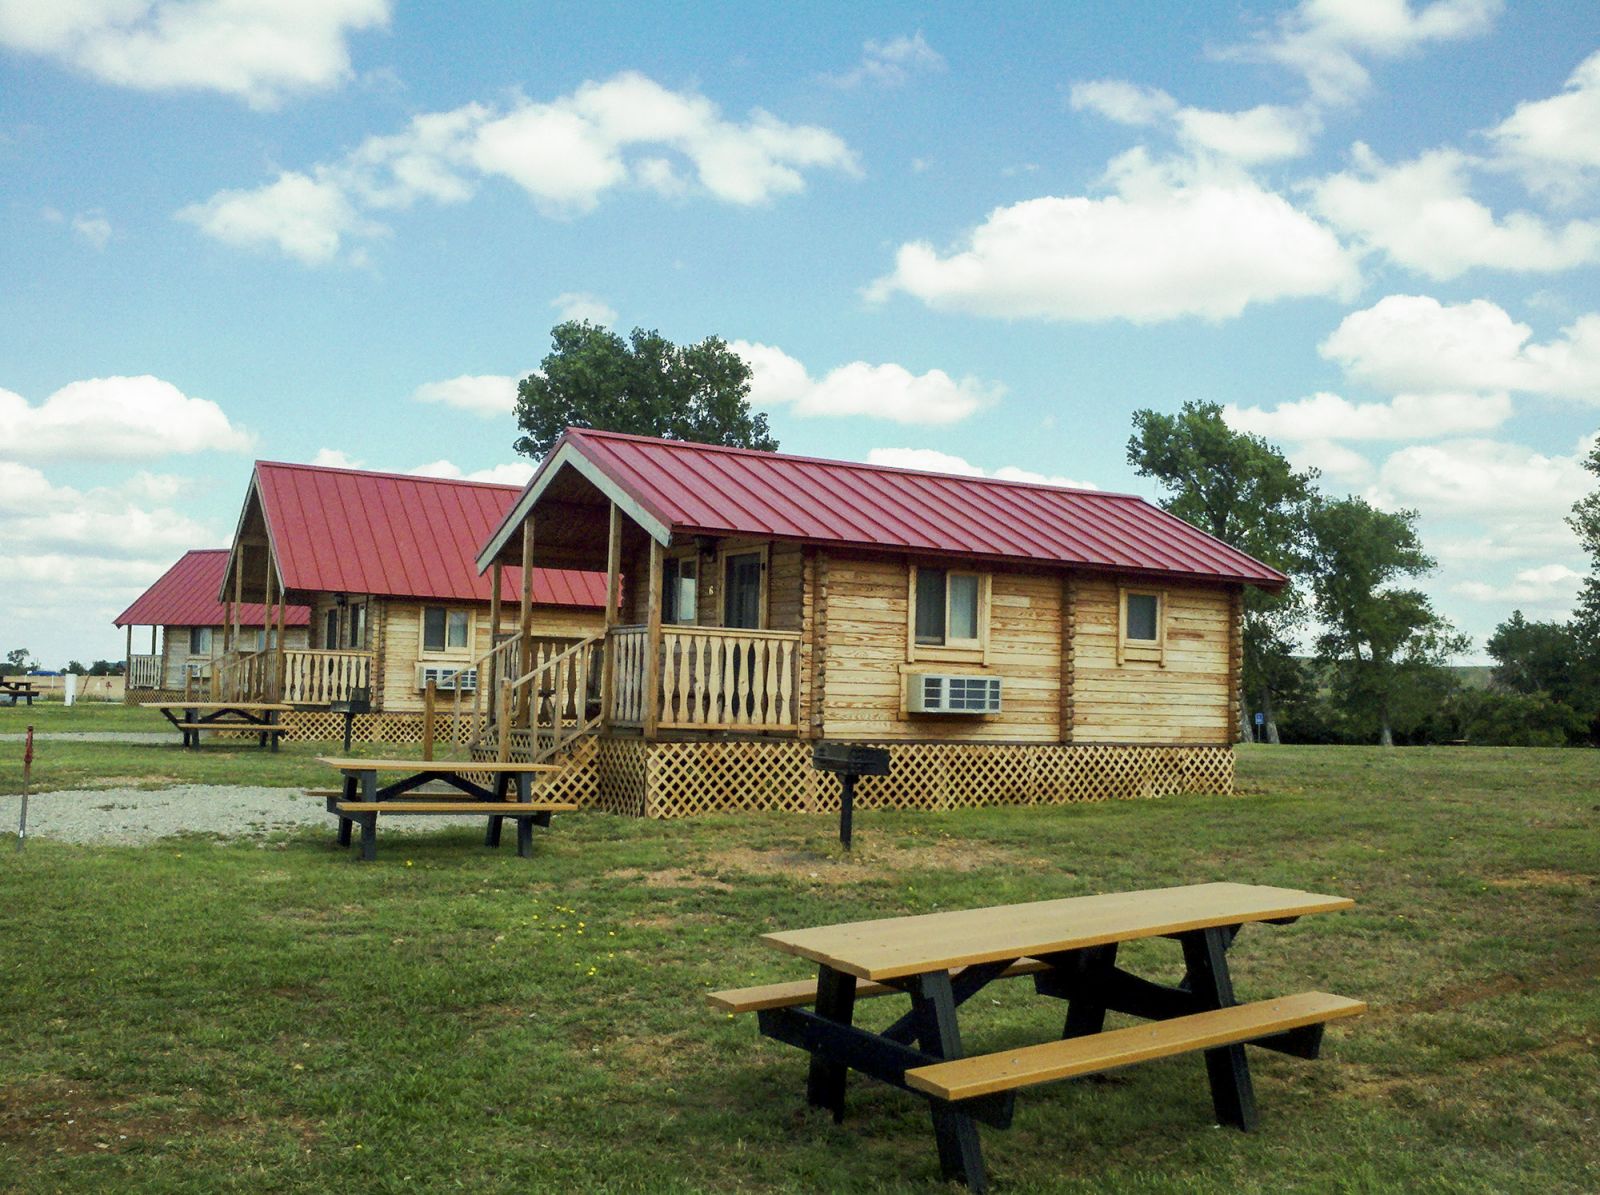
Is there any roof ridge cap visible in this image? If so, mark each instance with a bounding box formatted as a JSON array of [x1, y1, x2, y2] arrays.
[[566, 429, 1137, 499], [255, 459, 523, 492]]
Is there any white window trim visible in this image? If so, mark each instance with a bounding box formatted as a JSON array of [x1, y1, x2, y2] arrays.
[[663, 547, 701, 626]]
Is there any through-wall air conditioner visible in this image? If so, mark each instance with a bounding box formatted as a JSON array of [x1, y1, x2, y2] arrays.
[[416, 664, 477, 692], [906, 674, 1001, 715]]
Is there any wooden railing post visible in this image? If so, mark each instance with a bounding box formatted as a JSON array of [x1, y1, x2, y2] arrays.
[[643, 539, 664, 740], [422, 679, 436, 761]]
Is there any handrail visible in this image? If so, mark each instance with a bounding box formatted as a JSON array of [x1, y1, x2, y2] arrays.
[[127, 654, 163, 690], [280, 648, 372, 705], [501, 634, 605, 763], [609, 624, 802, 732]]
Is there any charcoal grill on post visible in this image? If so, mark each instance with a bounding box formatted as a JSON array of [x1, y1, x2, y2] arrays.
[[811, 742, 889, 850], [329, 687, 372, 752]]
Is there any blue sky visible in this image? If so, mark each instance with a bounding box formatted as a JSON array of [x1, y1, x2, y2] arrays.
[[3, 0, 1599, 668]]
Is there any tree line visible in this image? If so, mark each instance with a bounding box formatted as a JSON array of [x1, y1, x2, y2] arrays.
[[1129, 403, 1600, 747]]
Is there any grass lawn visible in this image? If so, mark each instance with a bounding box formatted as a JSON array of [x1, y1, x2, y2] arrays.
[[3, 745, 1596, 1193], [0, 703, 426, 794]]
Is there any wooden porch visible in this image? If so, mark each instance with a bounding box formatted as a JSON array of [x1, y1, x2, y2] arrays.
[[209, 646, 374, 706]]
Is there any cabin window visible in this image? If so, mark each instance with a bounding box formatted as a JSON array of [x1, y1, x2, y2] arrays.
[[722, 549, 766, 629], [422, 607, 470, 654], [323, 608, 339, 649], [663, 555, 698, 625], [1117, 587, 1167, 667], [1125, 593, 1160, 642], [914, 567, 983, 648], [188, 627, 212, 655], [347, 603, 368, 649]]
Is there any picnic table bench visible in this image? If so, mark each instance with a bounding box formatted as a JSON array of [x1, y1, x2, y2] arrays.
[[710, 882, 1363, 1192], [317, 756, 576, 861], [141, 701, 293, 749], [0, 677, 40, 706]]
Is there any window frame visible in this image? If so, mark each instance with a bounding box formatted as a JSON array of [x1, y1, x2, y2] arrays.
[[420, 605, 473, 657], [662, 549, 700, 626], [323, 607, 339, 650], [717, 543, 769, 630], [346, 601, 368, 650], [1117, 585, 1167, 667], [188, 626, 212, 656], [906, 564, 990, 662]]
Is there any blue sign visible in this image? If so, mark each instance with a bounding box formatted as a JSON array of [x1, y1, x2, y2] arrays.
[[1253, 712, 1265, 726]]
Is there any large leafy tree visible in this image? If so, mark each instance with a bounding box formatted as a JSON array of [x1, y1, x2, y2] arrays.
[[1127, 401, 1317, 742], [513, 322, 778, 461], [1569, 434, 1600, 636], [1304, 496, 1467, 746]]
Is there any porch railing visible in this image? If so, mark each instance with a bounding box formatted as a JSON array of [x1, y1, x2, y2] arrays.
[[213, 649, 270, 702], [610, 624, 801, 732], [452, 635, 586, 746], [127, 654, 163, 690], [280, 649, 373, 705]]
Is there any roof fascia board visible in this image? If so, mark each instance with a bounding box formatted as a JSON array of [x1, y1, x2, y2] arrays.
[[219, 471, 264, 604], [474, 440, 672, 573]]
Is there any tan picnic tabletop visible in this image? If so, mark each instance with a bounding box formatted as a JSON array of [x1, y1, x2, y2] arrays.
[[142, 701, 294, 712], [316, 756, 557, 772], [761, 882, 1354, 982]]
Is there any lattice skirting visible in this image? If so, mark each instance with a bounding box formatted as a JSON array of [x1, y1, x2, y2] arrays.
[[126, 688, 188, 705], [280, 710, 485, 745], [566, 739, 1233, 819]]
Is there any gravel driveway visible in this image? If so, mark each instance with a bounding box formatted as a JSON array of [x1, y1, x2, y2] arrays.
[[2, 785, 485, 845]]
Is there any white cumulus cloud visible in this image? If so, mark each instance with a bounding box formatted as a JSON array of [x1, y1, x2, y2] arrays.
[[867, 150, 1358, 323], [827, 31, 945, 88], [180, 72, 858, 263], [409, 459, 532, 486], [0, 0, 389, 110], [733, 341, 1000, 425], [1488, 48, 1600, 201], [1311, 145, 1600, 279], [1070, 82, 1314, 164], [1225, 390, 1513, 441], [411, 374, 521, 418], [1321, 294, 1600, 400], [0, 376, 253, 461], [1456, 563, 1585, 605], [551, 292, 618, 326], [1373, 436, 1593, 518], [865, 447, 1097, 490]]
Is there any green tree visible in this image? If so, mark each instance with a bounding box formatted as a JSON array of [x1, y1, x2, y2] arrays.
[[1127, 401, 1317, 742], [513, 322, 778, 461], [1486, 611, 1599, 744], [4, 647, 33, 673], [64, 660, 87, 675], [1569, 435, 1600, 636], [1304, 496, 1467, 746]]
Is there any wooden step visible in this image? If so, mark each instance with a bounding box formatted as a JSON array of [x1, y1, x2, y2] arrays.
[[334, 801, 580, 815], [707, 958, 1052, 1014], [904, 992, 1366, 1101]]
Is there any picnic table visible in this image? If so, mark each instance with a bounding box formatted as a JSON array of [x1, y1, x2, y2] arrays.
[[709, 882, 1363, 1192], [142, 701, 293, 750], [316, 756, 577, 861], [0, 677, 40, 706]]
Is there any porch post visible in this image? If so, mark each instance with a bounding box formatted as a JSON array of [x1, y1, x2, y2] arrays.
[[232, 554, 244, 656], [275, 571, 287, 701], [124, 625, 132, 692], [488, 560, 503, 727], [261, 547, 274, 699], [518, 519, 535, 728], [600, 502, 621, 728], [643, 536, 664, 741]]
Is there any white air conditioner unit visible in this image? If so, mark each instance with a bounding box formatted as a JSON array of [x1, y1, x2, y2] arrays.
[[416, 664, 477, 692], [906, 674, 1001, 715]]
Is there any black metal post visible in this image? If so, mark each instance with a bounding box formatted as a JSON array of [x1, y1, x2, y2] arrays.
[[839, 774, 855, 849]]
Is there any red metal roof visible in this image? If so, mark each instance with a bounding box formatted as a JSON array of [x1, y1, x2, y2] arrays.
[[549, 428, 1285, 587], [115, 550, 311, 628], [254, 461, 607, 606]]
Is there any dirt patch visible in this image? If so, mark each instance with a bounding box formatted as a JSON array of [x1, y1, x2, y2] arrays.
[[604, 867, 733, 892], [705, 840, 1048, 884], [0, 1076, 203, 1159], [1340, 1034, 1598, 1101], [1487, 868, 1593, 889], [1384, 956, 1600, 1017]]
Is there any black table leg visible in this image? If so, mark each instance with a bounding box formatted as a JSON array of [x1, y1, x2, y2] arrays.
[[358, 811, 378, 862], [912, 971, 987, 1193], [1060, 942, 1119, 1039], [806, 965, 857, 1122], [1180, 926, 1257, 1131]]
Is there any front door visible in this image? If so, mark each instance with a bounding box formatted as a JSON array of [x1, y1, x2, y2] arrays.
[[722, 551, 764, 629]]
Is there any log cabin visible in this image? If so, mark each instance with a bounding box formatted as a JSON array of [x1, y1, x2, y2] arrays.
[[215, 461, 607, 740], [116, 549, 310, 701], [471, 428, 1286, 817]]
